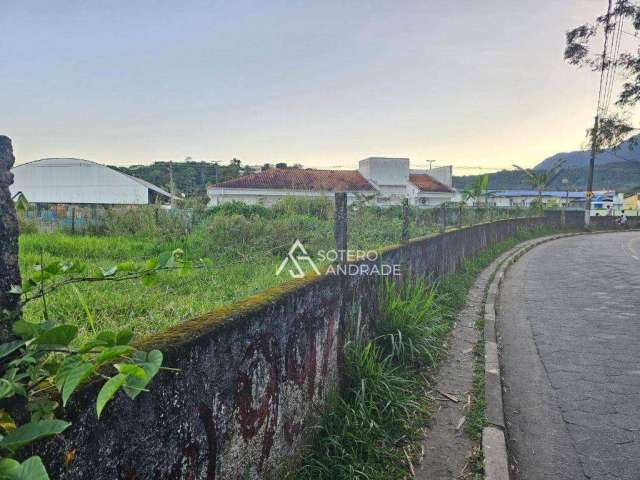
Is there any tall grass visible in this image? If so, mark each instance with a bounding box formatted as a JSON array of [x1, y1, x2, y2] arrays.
[[288, 226, 560, 479]]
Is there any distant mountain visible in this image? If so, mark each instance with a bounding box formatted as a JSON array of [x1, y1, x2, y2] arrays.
[[453, 161, 640, 193], [535, 135, 640, 170]]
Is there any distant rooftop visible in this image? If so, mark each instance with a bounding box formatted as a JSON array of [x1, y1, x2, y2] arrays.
[[211, 168, 375, 192], [409, 174, 453, 193], [489, 190, 586, 199]]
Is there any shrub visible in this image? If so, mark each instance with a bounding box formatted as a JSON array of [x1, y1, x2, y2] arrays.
[[272, 196, 333, 220]]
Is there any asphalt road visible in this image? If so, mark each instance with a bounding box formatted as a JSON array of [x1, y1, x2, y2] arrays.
[[499, 232, 640, 480]]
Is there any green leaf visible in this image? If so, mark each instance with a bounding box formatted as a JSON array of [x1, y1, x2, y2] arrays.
[[0, 380, 15, 401], [143, 258, 158, 270], [0, 342, 25, 360], [100, 266, 118, 277], [29, 271, 51, 283], [116, 261, 137, 272], [96, 374, 127, 418], [32, 325, 78, 347], [0, 458, 20, 475], [0, 420, 71, 451], [27, 399, 58, 422], [115, 364, 146, 379], [43, 262, 62, 276], [123, 350, 163, 400], [19, 280, 34, 295], [12, 320, 56, 341], [115, 329, 133, 346], [62, 261, 86, 274], [157, 252, 171, 268], [94, 345, 133, 366], [60, 363, 94, 407], [54, 356, 86, 390], [0, 456, 49, 480]]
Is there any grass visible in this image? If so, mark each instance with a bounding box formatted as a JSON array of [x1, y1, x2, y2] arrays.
[[17, 201, 541, 343], [286, 226, 562, 480], [19, 233, 285, 341]]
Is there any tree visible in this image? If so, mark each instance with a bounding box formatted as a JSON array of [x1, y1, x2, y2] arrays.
[[512, 160, 565, 205], [462, 174, 489, 206], [565, 0, 640, 149]]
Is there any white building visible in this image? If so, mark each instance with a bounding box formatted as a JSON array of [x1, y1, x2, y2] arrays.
[[10, 158, 173, 205], [486, 190, 587, 208], [207, 157, 455, 207]]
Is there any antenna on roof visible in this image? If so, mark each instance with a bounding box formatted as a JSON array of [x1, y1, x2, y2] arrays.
[[425, 159, 436, 171]]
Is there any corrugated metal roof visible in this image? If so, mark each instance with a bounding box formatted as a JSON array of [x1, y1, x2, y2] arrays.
[[489, 190, 586, 198], [10, 158, 171, 205], [212, 168, 375, 191]]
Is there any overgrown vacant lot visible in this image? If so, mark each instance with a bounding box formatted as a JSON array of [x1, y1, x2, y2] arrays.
[[18, 199, 528, 342]]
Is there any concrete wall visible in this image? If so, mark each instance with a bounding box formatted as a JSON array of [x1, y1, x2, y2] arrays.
[[590, 214, 640, 229], [39, 217, 565, 479]]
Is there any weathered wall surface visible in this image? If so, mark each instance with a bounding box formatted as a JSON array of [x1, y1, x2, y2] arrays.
[[590, 215, 640, 229], [39, 217, 566, 479], [0, 136, 21, 340]]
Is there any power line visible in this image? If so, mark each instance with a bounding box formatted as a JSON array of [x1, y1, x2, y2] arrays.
[[595, 0, 615, 118], [586, 0, 615, 225], [603, 13, 624, 116]]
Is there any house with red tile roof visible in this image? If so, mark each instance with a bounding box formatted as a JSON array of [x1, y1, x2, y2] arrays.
[[207, 157, 455, 207]]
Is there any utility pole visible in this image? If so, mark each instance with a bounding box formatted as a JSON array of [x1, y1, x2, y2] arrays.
[[586, 0, 613, 225], [585, 115, 599, 225]]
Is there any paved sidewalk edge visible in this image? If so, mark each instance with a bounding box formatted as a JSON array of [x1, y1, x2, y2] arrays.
[[481, 232, 582, 480]]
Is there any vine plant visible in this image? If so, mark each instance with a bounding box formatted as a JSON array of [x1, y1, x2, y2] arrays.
[[0, 248, 201, 479]]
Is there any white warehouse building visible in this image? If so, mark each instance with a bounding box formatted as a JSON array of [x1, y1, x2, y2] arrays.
[[10, 158, 173, 205]]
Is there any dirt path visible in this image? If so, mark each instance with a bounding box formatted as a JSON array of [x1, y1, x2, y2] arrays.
[[415, 246, 522, 479]]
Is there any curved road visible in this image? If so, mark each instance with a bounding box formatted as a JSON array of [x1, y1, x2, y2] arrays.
[[499, 232, 640, 480]]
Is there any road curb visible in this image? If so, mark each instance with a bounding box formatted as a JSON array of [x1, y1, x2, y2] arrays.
[[481, 232, 580, 479]]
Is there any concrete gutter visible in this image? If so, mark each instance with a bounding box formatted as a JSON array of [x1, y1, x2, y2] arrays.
[[481, 233, 580, 479]]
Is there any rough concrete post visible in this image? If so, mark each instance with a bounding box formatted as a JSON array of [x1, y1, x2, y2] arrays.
[[0, 136, 21, 339], [401, 198, 409, 243], [71, 207, 76, 234], [459, 204, 464, 227], [439, 203, 446, 233], [334, 192, 347, 263]]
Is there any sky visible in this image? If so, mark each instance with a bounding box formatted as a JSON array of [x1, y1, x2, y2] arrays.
[[0, 1, 615, 173]]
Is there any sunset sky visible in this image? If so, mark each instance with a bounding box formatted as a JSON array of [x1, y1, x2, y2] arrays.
[[1, 1, 617, 173]]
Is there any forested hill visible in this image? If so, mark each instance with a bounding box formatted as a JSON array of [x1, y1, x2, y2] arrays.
[[534, 135, 640, 170], [453, 161, 640, 192], [110, 160, 304, 198], [110, 160, 251, 198]]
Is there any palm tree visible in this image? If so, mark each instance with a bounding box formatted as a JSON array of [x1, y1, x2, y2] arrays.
[[463, 174, 489, 207], [512, 160, 565, 206]]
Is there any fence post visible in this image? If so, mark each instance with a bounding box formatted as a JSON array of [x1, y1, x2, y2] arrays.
[[459, 204, 464, 227], [439, 203, 446, 233], [71, 207, 76, 234], [0, 136, 21, 341], [334, 192, 348, 264], [401, 198, 409, 243]]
